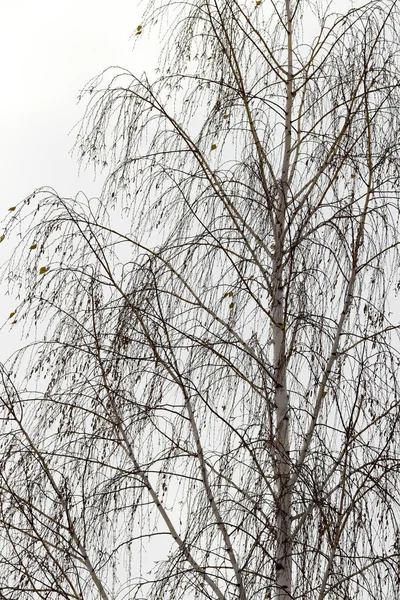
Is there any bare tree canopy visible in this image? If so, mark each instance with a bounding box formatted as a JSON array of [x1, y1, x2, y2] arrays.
[[1, 1, 400, 599]]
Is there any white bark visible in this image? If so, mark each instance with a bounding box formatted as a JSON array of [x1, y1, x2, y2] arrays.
[[273, 2, 293, 597]]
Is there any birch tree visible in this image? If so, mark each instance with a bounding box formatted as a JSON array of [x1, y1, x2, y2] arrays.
[[1, 1, 400, 599]]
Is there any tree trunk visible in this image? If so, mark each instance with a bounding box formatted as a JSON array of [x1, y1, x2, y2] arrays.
[[273, 2, 293, 597], [272, 205, 292, 600]]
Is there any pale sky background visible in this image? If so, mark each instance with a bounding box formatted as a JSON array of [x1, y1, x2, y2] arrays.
[[1, 0, 155, 206]]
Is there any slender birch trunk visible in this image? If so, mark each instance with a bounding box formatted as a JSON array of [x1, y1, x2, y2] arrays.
[[272, 233, 292, 600], [273, 2, 293, 597]]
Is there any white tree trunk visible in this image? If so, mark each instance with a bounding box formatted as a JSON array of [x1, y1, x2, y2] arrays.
[[273, 2, 293, 597]]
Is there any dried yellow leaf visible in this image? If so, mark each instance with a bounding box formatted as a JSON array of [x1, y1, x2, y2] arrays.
[[211, 143, 217, 150], [8, 206, 16, 212], [39, 266, 49, 275], [29, 243, 37, 250], [9, 312, 15, 319], [0, 236, 4, 243]]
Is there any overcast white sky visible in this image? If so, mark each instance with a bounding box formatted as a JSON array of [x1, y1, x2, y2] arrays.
[[0, 0, 156, 207]]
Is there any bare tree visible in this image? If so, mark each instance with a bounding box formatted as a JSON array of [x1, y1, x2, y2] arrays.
[[1, 1, 400, 599]]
